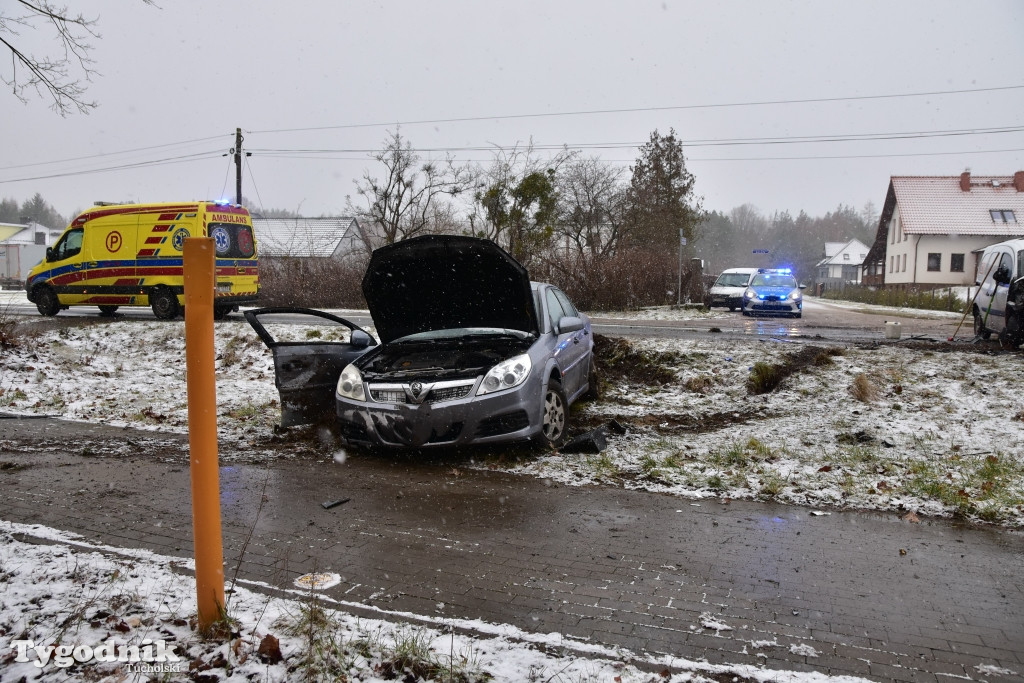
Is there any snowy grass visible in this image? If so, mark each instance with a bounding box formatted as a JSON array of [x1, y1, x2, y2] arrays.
[[1, 315, 1022, 526]]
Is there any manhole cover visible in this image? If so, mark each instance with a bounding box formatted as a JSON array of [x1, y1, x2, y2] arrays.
[[293, 572, 341, 590]]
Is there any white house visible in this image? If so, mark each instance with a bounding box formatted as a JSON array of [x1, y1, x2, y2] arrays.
[[0, 221, 56, 286], [862, 172, 1024, 288], [251, 217, 363, 260], [815, 238, 869, 289]]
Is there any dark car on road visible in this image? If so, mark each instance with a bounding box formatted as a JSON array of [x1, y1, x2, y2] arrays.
[[247, 235, 597, 450]]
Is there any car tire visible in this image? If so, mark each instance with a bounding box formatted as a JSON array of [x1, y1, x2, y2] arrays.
[[538, 379, 569, 448], [728, 306, 737, 312], [741, 310, 750, 317], [150, 287, 180, 320], [973, 308, 991, 339], [582, 356, 601, 401], [98, 305, 119, 316], [793, 311, 802, 319], [34, 286, 60, 317]]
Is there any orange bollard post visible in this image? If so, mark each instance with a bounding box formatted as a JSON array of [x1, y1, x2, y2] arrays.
[[183, 237, 226, 632]]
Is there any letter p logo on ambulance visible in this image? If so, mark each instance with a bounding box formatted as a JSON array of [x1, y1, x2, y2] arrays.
[[171, 227, 191, 251]]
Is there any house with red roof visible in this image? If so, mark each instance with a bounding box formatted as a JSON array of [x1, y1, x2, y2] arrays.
[[861, 171, 1024, 288]]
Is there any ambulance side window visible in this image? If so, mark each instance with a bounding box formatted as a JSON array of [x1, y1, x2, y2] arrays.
[[50, 228, 83, 262]]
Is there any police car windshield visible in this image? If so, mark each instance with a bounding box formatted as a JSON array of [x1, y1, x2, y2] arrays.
[[751, 273, 798, 288]]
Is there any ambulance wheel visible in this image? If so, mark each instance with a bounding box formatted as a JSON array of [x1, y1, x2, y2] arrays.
[[34, 287, 59, 317], [213, 305, 232, 320], [98, 305, 119, 316], [151, 288, 180, 320]]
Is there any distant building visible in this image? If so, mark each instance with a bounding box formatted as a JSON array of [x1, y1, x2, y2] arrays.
[[0, 220, 57, 286], [862, 172, 1024, 288], [251, 217, 363, 260], [815, 238, 869, 290]]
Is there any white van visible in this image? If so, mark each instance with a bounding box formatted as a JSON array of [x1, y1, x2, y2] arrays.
[[707, 267, 758, 310], [972, 238, 1024, 344]]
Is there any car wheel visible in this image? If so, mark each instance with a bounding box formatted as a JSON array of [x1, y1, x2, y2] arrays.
[[741, 310, 750, 317], [34, 287, 59, 317], [538, 379, 568, 448], [582, 356, 601, 401], [793, 311, 802, 319], [98, 305, 119, 316], [973, 308, 991, 339], [150, 287, 180, 320], [728, 306, 737, 312]]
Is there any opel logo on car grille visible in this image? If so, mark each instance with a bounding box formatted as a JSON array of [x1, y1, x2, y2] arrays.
[[410, 381, 423, 397]]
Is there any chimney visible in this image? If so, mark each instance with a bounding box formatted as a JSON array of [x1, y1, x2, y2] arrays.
[[1015, 171, 1024, 192], [959, 171, 971, 192]]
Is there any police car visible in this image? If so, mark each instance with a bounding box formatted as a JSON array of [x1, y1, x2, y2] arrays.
[[740, 268, 805, 318]]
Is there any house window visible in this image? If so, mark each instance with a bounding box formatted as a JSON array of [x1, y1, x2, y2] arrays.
[[927, 253, 941, 272], [889, 255, 894, 273], [950, 253, 965, 273], [990, 210, 1017, 223], [902, 254, 907, 272], [843, 253, 850, 260]]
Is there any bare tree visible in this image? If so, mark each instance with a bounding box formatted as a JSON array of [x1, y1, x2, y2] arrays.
[[554, 155, 626, 259], [1, 1, 153, 115], [468, 142, 573, 265], [347, 129, 473, 249]]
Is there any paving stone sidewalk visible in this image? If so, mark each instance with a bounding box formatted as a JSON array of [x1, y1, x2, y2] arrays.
[[1, 417, 1022, 682]]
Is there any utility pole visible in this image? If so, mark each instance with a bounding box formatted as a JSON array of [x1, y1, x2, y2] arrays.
[[234, 127, 243, 205]]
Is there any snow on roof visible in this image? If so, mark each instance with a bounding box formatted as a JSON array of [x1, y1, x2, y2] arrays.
[[816, 238, 869, 267], [892, 175, 1024, 236], [252, 216, 360, 257]]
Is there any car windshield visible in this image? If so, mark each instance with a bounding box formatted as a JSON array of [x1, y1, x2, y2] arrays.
[[394, 328, 533, 343], [715, 273, 751, 287], [750, 273, 798, 288]]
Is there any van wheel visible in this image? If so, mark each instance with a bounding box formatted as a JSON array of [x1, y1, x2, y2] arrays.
[[213, 305, 232, 320], [973, 309, 991, 339], [98, 305, 119, 316], [151, 288, 180, 320], [34, 287, 59, 317], [537, 379, 569, 449]]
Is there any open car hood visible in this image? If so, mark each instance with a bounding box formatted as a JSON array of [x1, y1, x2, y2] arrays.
[[363, 235, 539, 344]]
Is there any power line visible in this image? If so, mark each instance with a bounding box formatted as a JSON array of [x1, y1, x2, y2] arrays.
[[0, 151, 224, 184], [0, 134, 231, 173], [248, 84, 1024, 135]]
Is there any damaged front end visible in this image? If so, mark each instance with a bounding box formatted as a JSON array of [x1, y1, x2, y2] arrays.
[[336, 331, 542, 448]]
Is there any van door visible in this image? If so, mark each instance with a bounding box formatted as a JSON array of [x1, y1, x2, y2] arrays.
[[45, 227, 87, 305], [84, 214, 139, 307], [978, 248, 1013, 333]]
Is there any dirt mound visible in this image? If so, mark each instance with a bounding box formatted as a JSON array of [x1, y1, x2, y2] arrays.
[[593, 333, 682, 385]]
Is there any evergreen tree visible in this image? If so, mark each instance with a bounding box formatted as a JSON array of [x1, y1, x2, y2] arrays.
[[623, 129, 704, 252]]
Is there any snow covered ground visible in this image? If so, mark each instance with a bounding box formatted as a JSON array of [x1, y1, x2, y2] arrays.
[[1, 296, 1022, 681]]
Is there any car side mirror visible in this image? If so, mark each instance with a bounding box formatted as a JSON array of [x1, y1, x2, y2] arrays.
[[558, 316, 585, 334], [45, 247, 54, 262], [350, 329, 374, 348], [994, 266, 1011, 285], [799, 284, 807, 290]]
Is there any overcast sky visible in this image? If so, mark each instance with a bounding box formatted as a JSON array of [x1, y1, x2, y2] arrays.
[[2, 0, 1023, 224]]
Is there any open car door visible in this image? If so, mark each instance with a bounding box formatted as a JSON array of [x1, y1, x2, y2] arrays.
[[244, 307, 376, 428]]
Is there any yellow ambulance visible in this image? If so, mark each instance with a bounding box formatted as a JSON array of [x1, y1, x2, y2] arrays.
[[25, 201, 259, 319]]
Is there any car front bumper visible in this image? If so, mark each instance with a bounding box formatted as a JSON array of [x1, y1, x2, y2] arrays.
[[743, 298, 801, 315], [336, 375, 544, 448]]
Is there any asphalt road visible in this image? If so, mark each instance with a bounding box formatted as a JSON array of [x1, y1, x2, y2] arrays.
[[4, 294, 968, 344], [1, 416, 1022, 682]]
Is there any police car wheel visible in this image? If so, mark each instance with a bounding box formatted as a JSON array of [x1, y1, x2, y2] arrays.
[[151, 288, 180, 320], [35, 287, 59, 317]]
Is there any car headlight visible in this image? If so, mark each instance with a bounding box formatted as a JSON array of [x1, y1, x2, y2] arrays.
[[477, 353, 532, 395], [789, 290, 802, 301], [743, 288, 757, 299], [336, 363, 366, 402]]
